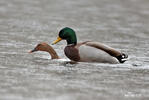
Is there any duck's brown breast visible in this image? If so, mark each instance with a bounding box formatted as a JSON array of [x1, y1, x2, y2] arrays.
[[64, 45, 80, 61]]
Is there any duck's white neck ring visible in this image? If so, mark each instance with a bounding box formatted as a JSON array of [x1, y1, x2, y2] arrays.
[[67, 44, 75, 46]]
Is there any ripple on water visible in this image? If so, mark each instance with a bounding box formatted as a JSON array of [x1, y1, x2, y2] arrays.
[[0, 0, 149, 100]]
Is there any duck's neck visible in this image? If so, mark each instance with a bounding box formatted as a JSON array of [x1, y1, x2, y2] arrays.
[[66, 36, 77, 45], [46, 45, 59, 59]]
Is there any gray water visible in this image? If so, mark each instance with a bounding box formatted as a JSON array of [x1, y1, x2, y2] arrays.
[[0, 0, 149, 100]]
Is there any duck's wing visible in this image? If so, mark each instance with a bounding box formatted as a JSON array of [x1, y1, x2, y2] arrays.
[[85, 41, 121, 57], [85, 41, 128, 63], [77, 42, 119, 63]]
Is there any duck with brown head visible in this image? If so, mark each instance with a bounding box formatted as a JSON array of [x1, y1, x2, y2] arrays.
[[29, 42, 59, 59]]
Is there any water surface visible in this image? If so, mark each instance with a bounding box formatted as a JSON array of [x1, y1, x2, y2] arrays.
[[0, 0, 149, 100]]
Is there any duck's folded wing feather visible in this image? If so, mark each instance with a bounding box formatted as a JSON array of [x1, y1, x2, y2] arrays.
[[78, 44, 119, 63], [85, 41, 121, 57]]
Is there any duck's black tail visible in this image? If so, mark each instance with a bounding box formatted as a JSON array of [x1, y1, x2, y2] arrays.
[[116, 53, 128, 63]]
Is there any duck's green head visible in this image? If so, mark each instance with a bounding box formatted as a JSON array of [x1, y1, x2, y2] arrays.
[[52, 27, 77, 45]]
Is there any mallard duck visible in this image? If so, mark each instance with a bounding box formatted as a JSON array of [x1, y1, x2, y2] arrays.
[[29, 42, 60, 59], [52, 27, 128, 64]]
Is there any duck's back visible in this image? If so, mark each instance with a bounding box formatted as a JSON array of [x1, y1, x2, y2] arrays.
[[78, 44, 119, 64]]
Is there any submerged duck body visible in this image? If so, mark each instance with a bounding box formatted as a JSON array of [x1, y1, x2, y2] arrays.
[[52, 27, 128, 64]]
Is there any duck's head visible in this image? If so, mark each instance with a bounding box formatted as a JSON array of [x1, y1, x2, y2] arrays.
[[52, 27, 77, 45], [29, 42, 51, 53], [29, 42, 59, 59]]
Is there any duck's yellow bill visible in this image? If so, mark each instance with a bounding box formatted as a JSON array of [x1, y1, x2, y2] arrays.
[[52, 37, 62, 45]]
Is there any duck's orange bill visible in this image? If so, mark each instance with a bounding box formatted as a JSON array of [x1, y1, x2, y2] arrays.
[[52, 37, 62, 45]]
